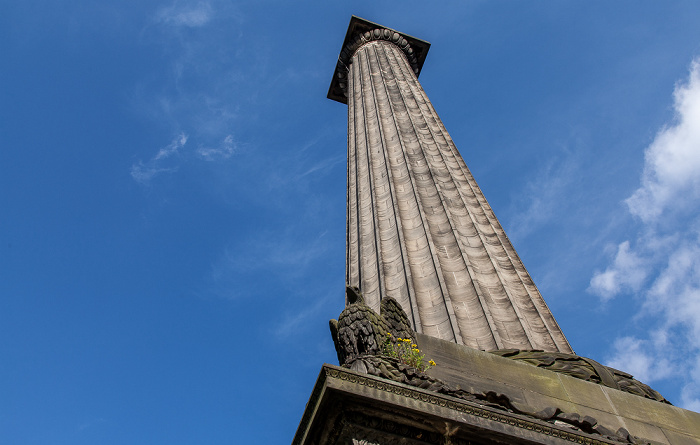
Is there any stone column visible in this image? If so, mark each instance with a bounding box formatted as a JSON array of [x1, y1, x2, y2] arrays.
[[330, 18, 572, 353]]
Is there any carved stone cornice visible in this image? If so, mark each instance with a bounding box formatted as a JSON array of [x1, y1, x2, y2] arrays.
[[292, 364, 646, 445], [328, 16, 430, 103]]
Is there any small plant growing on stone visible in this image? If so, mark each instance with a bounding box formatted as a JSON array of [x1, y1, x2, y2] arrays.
[[383, 332, 436, 372]]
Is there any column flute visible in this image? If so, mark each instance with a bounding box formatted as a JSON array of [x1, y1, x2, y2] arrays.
[[330, 18, 572, 353]]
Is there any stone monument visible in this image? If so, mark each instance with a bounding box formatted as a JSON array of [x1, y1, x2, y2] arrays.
[[293, 17, 700, 445]]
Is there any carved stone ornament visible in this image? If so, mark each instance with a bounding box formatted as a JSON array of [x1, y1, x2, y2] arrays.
[[344, 355, 651, 445], [334, 27, 420, 96], [491, 349, 670, 404], [329, 286, 655, 445], [330, 286, 414, 367]]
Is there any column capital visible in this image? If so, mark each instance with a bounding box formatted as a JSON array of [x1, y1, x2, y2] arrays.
[[327, 16, 431, 104]]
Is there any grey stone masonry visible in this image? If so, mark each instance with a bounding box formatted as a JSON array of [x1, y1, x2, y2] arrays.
[[333, 17, 573, 353]]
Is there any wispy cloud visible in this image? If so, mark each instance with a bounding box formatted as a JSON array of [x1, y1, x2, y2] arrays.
[[131, 132, 240, 183], [156, 1, 213, 28], [591, 59, 700, 409], [131, 133, 187, 184], [273, 297, 328, 338], [197, 134, 236, 160], [130, 2, 247, 184], [506, 151, 580, 242], [201, 219, 340, 305], [209, 229, 333, 286], [155, 132, 187, 160], [130, 163, 178, 184], [295, 155, 344, 180]]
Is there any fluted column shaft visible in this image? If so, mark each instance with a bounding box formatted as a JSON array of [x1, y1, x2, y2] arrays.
[[345, 38, 572, 353]]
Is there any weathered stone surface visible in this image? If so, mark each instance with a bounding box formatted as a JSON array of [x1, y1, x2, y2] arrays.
[[602, 387, 700, 439], [412, 333, 700, 444], [330, 285, 674, 429], [661, 430, 700, 445], [491, 349, 670, 404], [293, 365, 663, 445], [330, 286, 414, 366], [327, 296, 686, 444]]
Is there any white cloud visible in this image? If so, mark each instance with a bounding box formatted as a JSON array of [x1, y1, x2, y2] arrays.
[[197, 134, 235, 161], [589, 241, 648, 301], [155, 133, 187, 160], [130, 162, 178, 184], [626, 59, 700, 224], [156, 1, 212, 28], [606, 336, 674, 383], [645, 240, 700, 344], [132, 131, 240, 184], [131, 133, 187, 184], [132, 3, 245, 183], [593, 59, 700, 409]]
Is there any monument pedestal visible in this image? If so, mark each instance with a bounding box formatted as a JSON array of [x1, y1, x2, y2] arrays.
[[293, 335, 700, 445]]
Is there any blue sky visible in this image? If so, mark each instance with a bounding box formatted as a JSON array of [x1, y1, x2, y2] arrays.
[[2, 1, 700, 443]]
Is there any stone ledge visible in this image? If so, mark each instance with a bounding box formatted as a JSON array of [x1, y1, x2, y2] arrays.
[[414, 333, 700, 443], [293, 364, 631, 445]]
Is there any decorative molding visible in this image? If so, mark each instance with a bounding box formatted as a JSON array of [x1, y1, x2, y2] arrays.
[[325, 366, 577, 442], [324, 366, 651, 445], [292, 369, 327, 445], [335, 27, 419, 86], [331, 28, 416, 101], [328, 16, 430, 103]]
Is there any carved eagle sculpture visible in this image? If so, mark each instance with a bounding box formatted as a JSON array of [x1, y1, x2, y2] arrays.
[[329, 286, 414, 366]]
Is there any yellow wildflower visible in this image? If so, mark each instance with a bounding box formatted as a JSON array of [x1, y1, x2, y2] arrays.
[[411, 344, 417, 348], [429, 360, 436, 366], [386, 332, 392, 337], [412, 348, 419, 353], [397, 338, 403, 342]]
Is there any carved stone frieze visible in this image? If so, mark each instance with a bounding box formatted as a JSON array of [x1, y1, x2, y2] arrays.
[[491, 349, 670, 404], [325, 365, 653, 445]]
